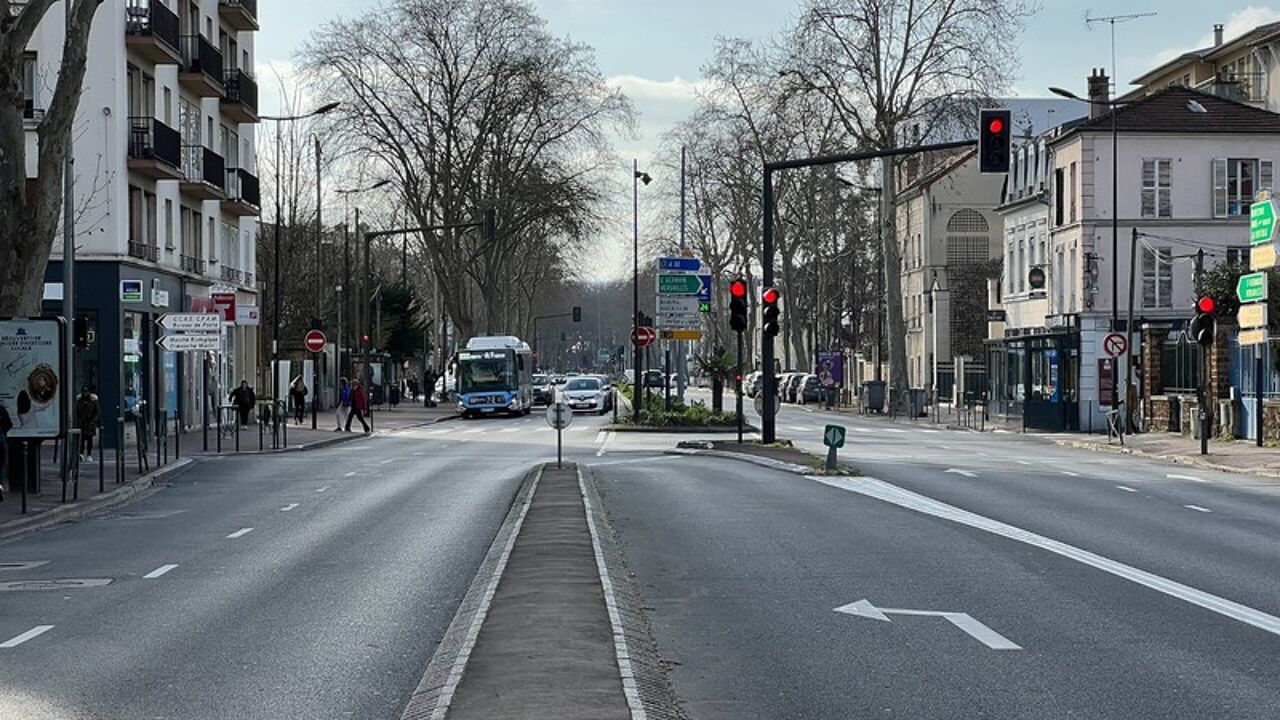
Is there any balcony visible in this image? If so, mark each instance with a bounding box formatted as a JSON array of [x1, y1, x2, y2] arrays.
[[218, 0, 258, 32], [127, 117, 183, 180], [124, 0, 181, 65], [222, 68, 259, 123], [179, 35, 224, 98], [223, 168, 261, 216], [180, 145, 227, 200], [220, 266, 245, 283], [1198, 72, 1267, 105], [128, 241, 160, 262], [180, 255, 207, 275]]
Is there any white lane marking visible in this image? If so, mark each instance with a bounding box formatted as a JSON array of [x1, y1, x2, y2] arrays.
[[344, 471, 358, 477], [1168, 473, 1207, 483], [225, 528, 254, 539], [1015, 460, 1033, 466], [379, 458, 394, 465], [316, 486, 331, 493], [883, 428, 907, 434], [944, 468, 977, 478], [281, 503, 299, 512], [920, 429, 941, 434], [0, 625, 54, 648], [853, 428, 874, 433], [0, 562, 49, 572], [413, 451, 427, 456], [788, 426, 812, 432], [1116, 485, 1138, 493], [1185, 504, 1213, 513], [464, 427, 486, 434], [500, 427, 520, 433], [1061, 471, 1080, 477], [810, 475, 1280, 639], [596, 431, 616, 458], [426, 428, 453, 435], [143, 564, 179, 579], [594, 431, 606, 445]]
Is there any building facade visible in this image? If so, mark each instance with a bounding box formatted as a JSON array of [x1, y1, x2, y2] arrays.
[[37, 0, 261, 441], [1124, 21, 1280, 113]]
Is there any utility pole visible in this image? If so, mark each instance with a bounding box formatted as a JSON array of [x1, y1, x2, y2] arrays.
[[312, 135, 322, 430], [62, 0, 76, 476]]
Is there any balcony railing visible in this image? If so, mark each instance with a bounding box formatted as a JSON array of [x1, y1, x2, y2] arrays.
[[225, 167, 261, 206], [223, 68, 258, 114], [128, 241, 159, 261], [180, 255, 207, 274], [1199, 72, 1267, 104], [125, 0, 181, 56], [243, 271, 254, 286], [181, 145, 226, 190], [128, 117, 182, 168], [220, 266, 244, 283], [218, 0, 258, 30], [180, 34, 224, 87], [222, 0, 257, 17]]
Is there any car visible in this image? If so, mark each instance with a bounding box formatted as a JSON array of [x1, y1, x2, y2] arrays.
[[799, 374, 823, 404], [643, 369, 666, 388], [532, 374, 554, 406], [588, 374, 615, 410], [745, 371, 762, 397], [785, 373, 806, 403], [562, 376, 607, 414], [776, 372, 797, 400]]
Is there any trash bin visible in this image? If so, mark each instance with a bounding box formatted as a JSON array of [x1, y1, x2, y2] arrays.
[[388, 386, 401, 406], [862, 380, 886, 413], [908, 388, 926, 417]]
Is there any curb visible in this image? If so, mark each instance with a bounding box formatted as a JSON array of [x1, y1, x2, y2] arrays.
[[606, 424, 756, 434], [664, 447, 815, 475], [0, 457, 195, 544], [1048, 437, 1280, 479]]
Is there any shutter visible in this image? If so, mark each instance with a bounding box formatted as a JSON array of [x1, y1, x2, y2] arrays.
[[1158, 160, 1172, 218], [1141, 159, 1155, 217], [1262, 159, 1274, 193], [1213, 158, 1228, 218]]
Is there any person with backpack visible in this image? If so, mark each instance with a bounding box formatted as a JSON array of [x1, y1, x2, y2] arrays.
[[335, 377, 351, 431], [75, 385, 100, 463], [345, 379, 370, 433]]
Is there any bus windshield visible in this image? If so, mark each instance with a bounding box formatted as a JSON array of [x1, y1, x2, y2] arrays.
[[459, 350, 516, 393]]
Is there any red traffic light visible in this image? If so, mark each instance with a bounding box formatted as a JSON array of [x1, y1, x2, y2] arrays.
[[988, 117, 1004, 134], [762, 287, 780, 305], [730, 279, 748, 298], [1196, 296, 1216, 314]]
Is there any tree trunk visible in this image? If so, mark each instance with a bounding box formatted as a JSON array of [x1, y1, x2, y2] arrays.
[[881, 156, 909, 411]]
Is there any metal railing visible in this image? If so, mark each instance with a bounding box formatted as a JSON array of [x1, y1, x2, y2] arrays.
[[220, 0, 257, 20], [128, 241, 159, 261], [181, 145, 226, 190], [125, 0, 180, 54], [180, 34, 224, 87], [128, 116, 182, 168], [180, 254, 207, 274], [223, 68, 258, 113], [225, 167, 261, 207], [220, 266, 243, 283]]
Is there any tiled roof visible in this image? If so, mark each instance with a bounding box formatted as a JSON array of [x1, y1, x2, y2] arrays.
[[1055, 86, 1280, 141]]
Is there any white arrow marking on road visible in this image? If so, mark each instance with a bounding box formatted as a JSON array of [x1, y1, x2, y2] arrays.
[[226, 528, 254, 539], [0, 625, 54, 648], [944, 469, 977, 478], [281, 503, 299, 512], [1168, 473, 1207, 483], [1184, 504, 1213, 513], [1116, 486, 1137, 493], [834, 599, 1021, 650], [143, 564, 178, 579]]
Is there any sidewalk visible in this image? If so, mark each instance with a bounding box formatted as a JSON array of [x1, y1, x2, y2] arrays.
[[0, 401, 457, 541]]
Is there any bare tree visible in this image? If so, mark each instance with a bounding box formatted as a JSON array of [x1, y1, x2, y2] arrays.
[[0, 0, 104, 316]]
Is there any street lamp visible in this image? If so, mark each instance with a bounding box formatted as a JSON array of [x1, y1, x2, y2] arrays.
[[633, 161, 652, 422], [335, 178, 391, 370], [260, 101, 340, 444]]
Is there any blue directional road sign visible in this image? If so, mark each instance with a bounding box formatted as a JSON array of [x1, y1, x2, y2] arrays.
[[658, 257, 701, 272], [697, 275, 712, 303]]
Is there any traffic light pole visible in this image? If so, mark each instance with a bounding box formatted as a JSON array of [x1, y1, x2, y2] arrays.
[[1196, 249, 1208, 456], [736, 329, 744, 444]]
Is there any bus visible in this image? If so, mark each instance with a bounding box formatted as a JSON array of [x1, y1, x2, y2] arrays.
[[456, 336, 534, 418]]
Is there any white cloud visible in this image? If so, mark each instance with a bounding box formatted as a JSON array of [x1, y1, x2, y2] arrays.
[[1150, 6, 1280, 68], [606, 74, 708, 102]]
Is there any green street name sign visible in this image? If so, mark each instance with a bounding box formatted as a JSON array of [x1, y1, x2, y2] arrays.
[[1251, 198, 1278, 246], [1238, 272, 1269, 303], [657, 274, 703, 295]]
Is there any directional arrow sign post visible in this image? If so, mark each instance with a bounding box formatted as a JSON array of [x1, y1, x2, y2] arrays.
[[1238, 272, 1269, 304], [657, 273, 706, 295], [157, 334, 219, 352], [1251, 243, 1278, 271], [158, 313, 222, 332], [1251, 196, 1278, 246], [835, 599, 1021, 650], [822, 424, 847, 472], [1239, 303, 1269, 329]]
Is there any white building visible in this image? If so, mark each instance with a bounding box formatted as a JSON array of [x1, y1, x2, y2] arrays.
[[36, 0, 260, 435]]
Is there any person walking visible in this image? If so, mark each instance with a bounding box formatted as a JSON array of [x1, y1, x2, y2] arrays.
[[345, 379, 370, 433], [230, 380, 255, 428], [289, 376, 308, 425], [0, 401, 11, 502], [423, 367, 437, 407], [335, 377, 351, 431], [75, 385, 100, 463]]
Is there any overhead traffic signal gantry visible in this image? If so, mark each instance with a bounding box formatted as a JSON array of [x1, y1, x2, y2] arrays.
[[729, 278, 749, 332]]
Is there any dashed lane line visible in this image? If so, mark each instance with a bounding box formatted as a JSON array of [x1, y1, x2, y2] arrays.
[[596, 432, 616, 458], [344, 471, 358, 477], [0, 625, 54, 648], [1168, 473, 1208, 483], [143, 564, 179, 579], [281, 503, 299, 512], [1117, 485, 1138, 493], [500, 427, 520, 433], [1061, 471, 1080, 477], [225, 528, 254, 539], [1185, 504, 1213, 513]]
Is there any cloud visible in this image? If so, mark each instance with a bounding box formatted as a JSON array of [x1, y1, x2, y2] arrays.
[[1150, 6, 1280, 68], [606, 74, 708, 102]]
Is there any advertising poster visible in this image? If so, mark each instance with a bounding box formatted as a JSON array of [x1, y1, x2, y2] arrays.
[[0, 319, 65, 438], [816, 350, 844, 388]]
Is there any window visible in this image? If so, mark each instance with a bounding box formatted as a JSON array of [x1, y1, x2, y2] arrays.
[[145, 192, 157, 249], [22, 52, 36, 118], [1142, 245, 1173, 308], [947, 209, 989, 233], [164, 199, 174, 250], [1069, 162, 1077, 223], [1214, 158, 1274, 217], [1054, 168, 1065, 225], [1141, 159, 1172, 218], [128, 186, 143, 244], [163, 87, 172, 125], [207, 217, 217, 262], [1006, 241, 1015, 295], [1226, 246, 1251, 266], [1016, 240, 1025, 294]]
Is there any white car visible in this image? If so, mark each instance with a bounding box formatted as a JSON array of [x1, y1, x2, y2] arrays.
[[562, 377, 607, 414]]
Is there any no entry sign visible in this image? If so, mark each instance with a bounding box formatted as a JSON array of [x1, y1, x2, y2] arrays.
[[631, 326, 657, 348], [1103, 332, 1128, 358], [304, 329, 327, 353]]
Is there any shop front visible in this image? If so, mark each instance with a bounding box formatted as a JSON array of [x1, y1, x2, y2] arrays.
[[988, 330, 1080, 432]]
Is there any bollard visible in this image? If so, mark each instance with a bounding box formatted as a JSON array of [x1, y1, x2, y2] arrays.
[[20, 442, 29, 515], [217, 407, 223, 453], [117, 418, 125, 484], [98, 421, 105, 494]]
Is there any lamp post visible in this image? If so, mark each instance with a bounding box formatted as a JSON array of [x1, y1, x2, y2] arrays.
[[260, 101, 340, 443], [333, 179, 389, 401], [633, 161, 652, 422], [1050, 86, 1128, 431]]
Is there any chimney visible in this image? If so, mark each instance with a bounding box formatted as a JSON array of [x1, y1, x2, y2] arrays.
[[1214, 23, 1224, 46], [1087, 68, 1110, 120]]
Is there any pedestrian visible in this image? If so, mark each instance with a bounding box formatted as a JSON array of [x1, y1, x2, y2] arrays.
[[289, 376, 308, 425], [229, 380, 255, 428], [335, 377, 351, 432], [345, 379, 370, 433], [0, 400, 11, 502], [75, 385, 100, 463], [423, 367, 437, 407]]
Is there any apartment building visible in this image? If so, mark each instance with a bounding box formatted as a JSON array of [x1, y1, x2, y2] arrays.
[[38, 0, 260, 438], [1124, 22, 1280, 112]]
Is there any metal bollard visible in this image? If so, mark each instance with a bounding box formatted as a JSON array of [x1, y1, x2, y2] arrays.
[[117, 418, 125, 484], [98, 421, 105, 494]]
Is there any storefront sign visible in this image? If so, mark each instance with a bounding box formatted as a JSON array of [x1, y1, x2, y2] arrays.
[[211, 292, 237, 324], [0, 319, 65, 438], [816, 350, 844, 388], [151, 289, 170, 308], [236, 305, 260, 326], [120, 280, 143, 303]]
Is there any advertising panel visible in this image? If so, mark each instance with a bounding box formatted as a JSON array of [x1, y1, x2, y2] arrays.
[[0, 319, 65, 438]]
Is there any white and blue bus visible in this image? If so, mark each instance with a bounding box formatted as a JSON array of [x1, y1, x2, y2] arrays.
[[456, 336, 534, 418]]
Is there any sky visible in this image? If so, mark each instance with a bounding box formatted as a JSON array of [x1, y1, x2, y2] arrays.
[[254, 1, 1280, 278]]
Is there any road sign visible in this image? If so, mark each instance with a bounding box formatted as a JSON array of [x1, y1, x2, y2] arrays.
[[631, 326, 657, 347], [304, 329, 327, 353], [657, 274, 704, 295], [1251, 195, 1278, 246], [158, 313, 222, 332], [823, 424, 846, 449], [545, 401, 573, 430], [157, 334, 219, 352], [1252, 244, 1277, 271], [1238, 272, 1269, 303], [1240, 328, 1270, 346], [834, 599, 1021, 650], [1027, 266, 1046, 290], [658, 257, 701, 272], [657, 295, 701, 314], [598, 347, 611, 360], [1239, 303, 1269, 329], [1102, 332, 1128, 358], [754, 392, 780, 418], [660, 330, 702, 341]]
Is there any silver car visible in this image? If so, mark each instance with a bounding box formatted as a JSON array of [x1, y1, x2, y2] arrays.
[[563, 377, 607, 414]]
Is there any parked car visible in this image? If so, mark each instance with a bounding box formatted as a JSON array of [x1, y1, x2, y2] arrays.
[[532, 374, 554, 406], [785, 373, 806, 403], [776, 372, 797, 400], [799, 374, 822, 404], [563, 376, 608, 414], [643, 369, 666, 388], [745, 371, 762, 397]]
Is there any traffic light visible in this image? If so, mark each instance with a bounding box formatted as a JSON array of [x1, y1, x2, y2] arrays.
[[979, 108, 1012, 174], [762, 287, 781, 338], [1190, 295, 1217, 347], [572, 306, 582, 322], [729, 278, 749, 332]]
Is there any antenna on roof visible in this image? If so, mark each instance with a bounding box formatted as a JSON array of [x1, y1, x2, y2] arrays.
[[1085, 11, 1159, 97]]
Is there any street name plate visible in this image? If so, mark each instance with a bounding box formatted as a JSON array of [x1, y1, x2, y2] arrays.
[[1240, 328, 1269, 346], [1239, 303, 1268, 329], [158, 313, 222, 332], [656, 314, 702, 329], [656, 296, 701, 314], [157, 334, 220, 352], [1238, 272, 1269, 303], [1251, 243, 1277, 271]]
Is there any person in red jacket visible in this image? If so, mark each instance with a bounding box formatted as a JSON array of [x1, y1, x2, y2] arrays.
[[345, 379, 371, 433]]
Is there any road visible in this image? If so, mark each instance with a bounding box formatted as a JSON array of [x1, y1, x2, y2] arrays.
[[0, 410, 620, 720], [590, 390, 1280, 719]]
